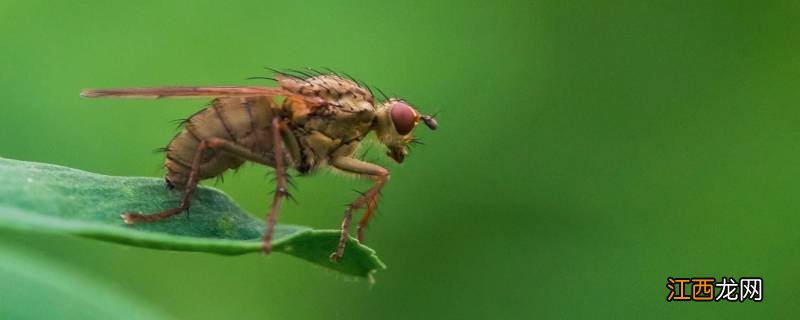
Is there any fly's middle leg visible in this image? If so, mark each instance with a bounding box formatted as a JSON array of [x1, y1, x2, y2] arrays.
[[262, 117, 290, 254]]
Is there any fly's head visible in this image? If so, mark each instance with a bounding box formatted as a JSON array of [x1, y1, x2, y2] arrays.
[[373, 99, 438, 163]]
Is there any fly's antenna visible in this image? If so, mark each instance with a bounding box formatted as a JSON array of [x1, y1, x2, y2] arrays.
[[421, 110, 439, 130]]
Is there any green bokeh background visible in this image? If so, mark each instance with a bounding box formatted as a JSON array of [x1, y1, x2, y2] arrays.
[[1, 0, 798, 318]]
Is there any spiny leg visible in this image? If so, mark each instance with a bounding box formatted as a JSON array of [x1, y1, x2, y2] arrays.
[[122, 137, 278, 224], [122, 139, 211, 224], [186, 131, 289, 254], [357, 179, 381, 243], [329, 157, 389, 262], [263, 117, 289, 254]]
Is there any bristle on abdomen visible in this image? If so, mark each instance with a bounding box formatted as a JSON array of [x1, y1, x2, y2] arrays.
[[160, 96, 279, 190]]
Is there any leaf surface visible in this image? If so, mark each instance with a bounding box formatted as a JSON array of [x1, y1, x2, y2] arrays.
[[0, 158, 385, 278]]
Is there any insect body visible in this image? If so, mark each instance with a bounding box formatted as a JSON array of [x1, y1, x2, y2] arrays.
[[81, 72, 437, 262]]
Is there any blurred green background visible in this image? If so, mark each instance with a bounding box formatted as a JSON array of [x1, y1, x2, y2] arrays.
[[1, 0, 798, 318]]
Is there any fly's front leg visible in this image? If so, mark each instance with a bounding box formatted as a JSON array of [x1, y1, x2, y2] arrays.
[[358, 177, 381, 243], [329, 156, 390, 262]]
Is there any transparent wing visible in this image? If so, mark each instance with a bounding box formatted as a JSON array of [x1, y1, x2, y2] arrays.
[[80, 86, 323, 105]]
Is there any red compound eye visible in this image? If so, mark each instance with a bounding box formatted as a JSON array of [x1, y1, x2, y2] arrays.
[[390, 101, 417, 135]]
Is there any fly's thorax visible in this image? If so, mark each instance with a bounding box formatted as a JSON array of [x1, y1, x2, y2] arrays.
[[279, 73, 376, 140], [277, 72, 437, 164], [311, 109, 374, 139], [289, 108, 374, 169], [278, 74, 374, 104], [283, 83, 376, 143]]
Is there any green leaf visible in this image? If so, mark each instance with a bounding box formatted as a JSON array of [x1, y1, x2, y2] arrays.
[[0, 158, 385, 279]]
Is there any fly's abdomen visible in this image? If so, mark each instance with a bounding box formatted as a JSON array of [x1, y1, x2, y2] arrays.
[[164, 96, 277, 190]]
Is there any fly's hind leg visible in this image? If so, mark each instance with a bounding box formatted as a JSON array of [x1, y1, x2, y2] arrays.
[[121, 139, 214, 224], [329, 156, 390, 262], [122, 133, 285, 233]]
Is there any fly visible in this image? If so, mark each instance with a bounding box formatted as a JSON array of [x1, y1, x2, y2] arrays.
[[81, 70, 438, 262]]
